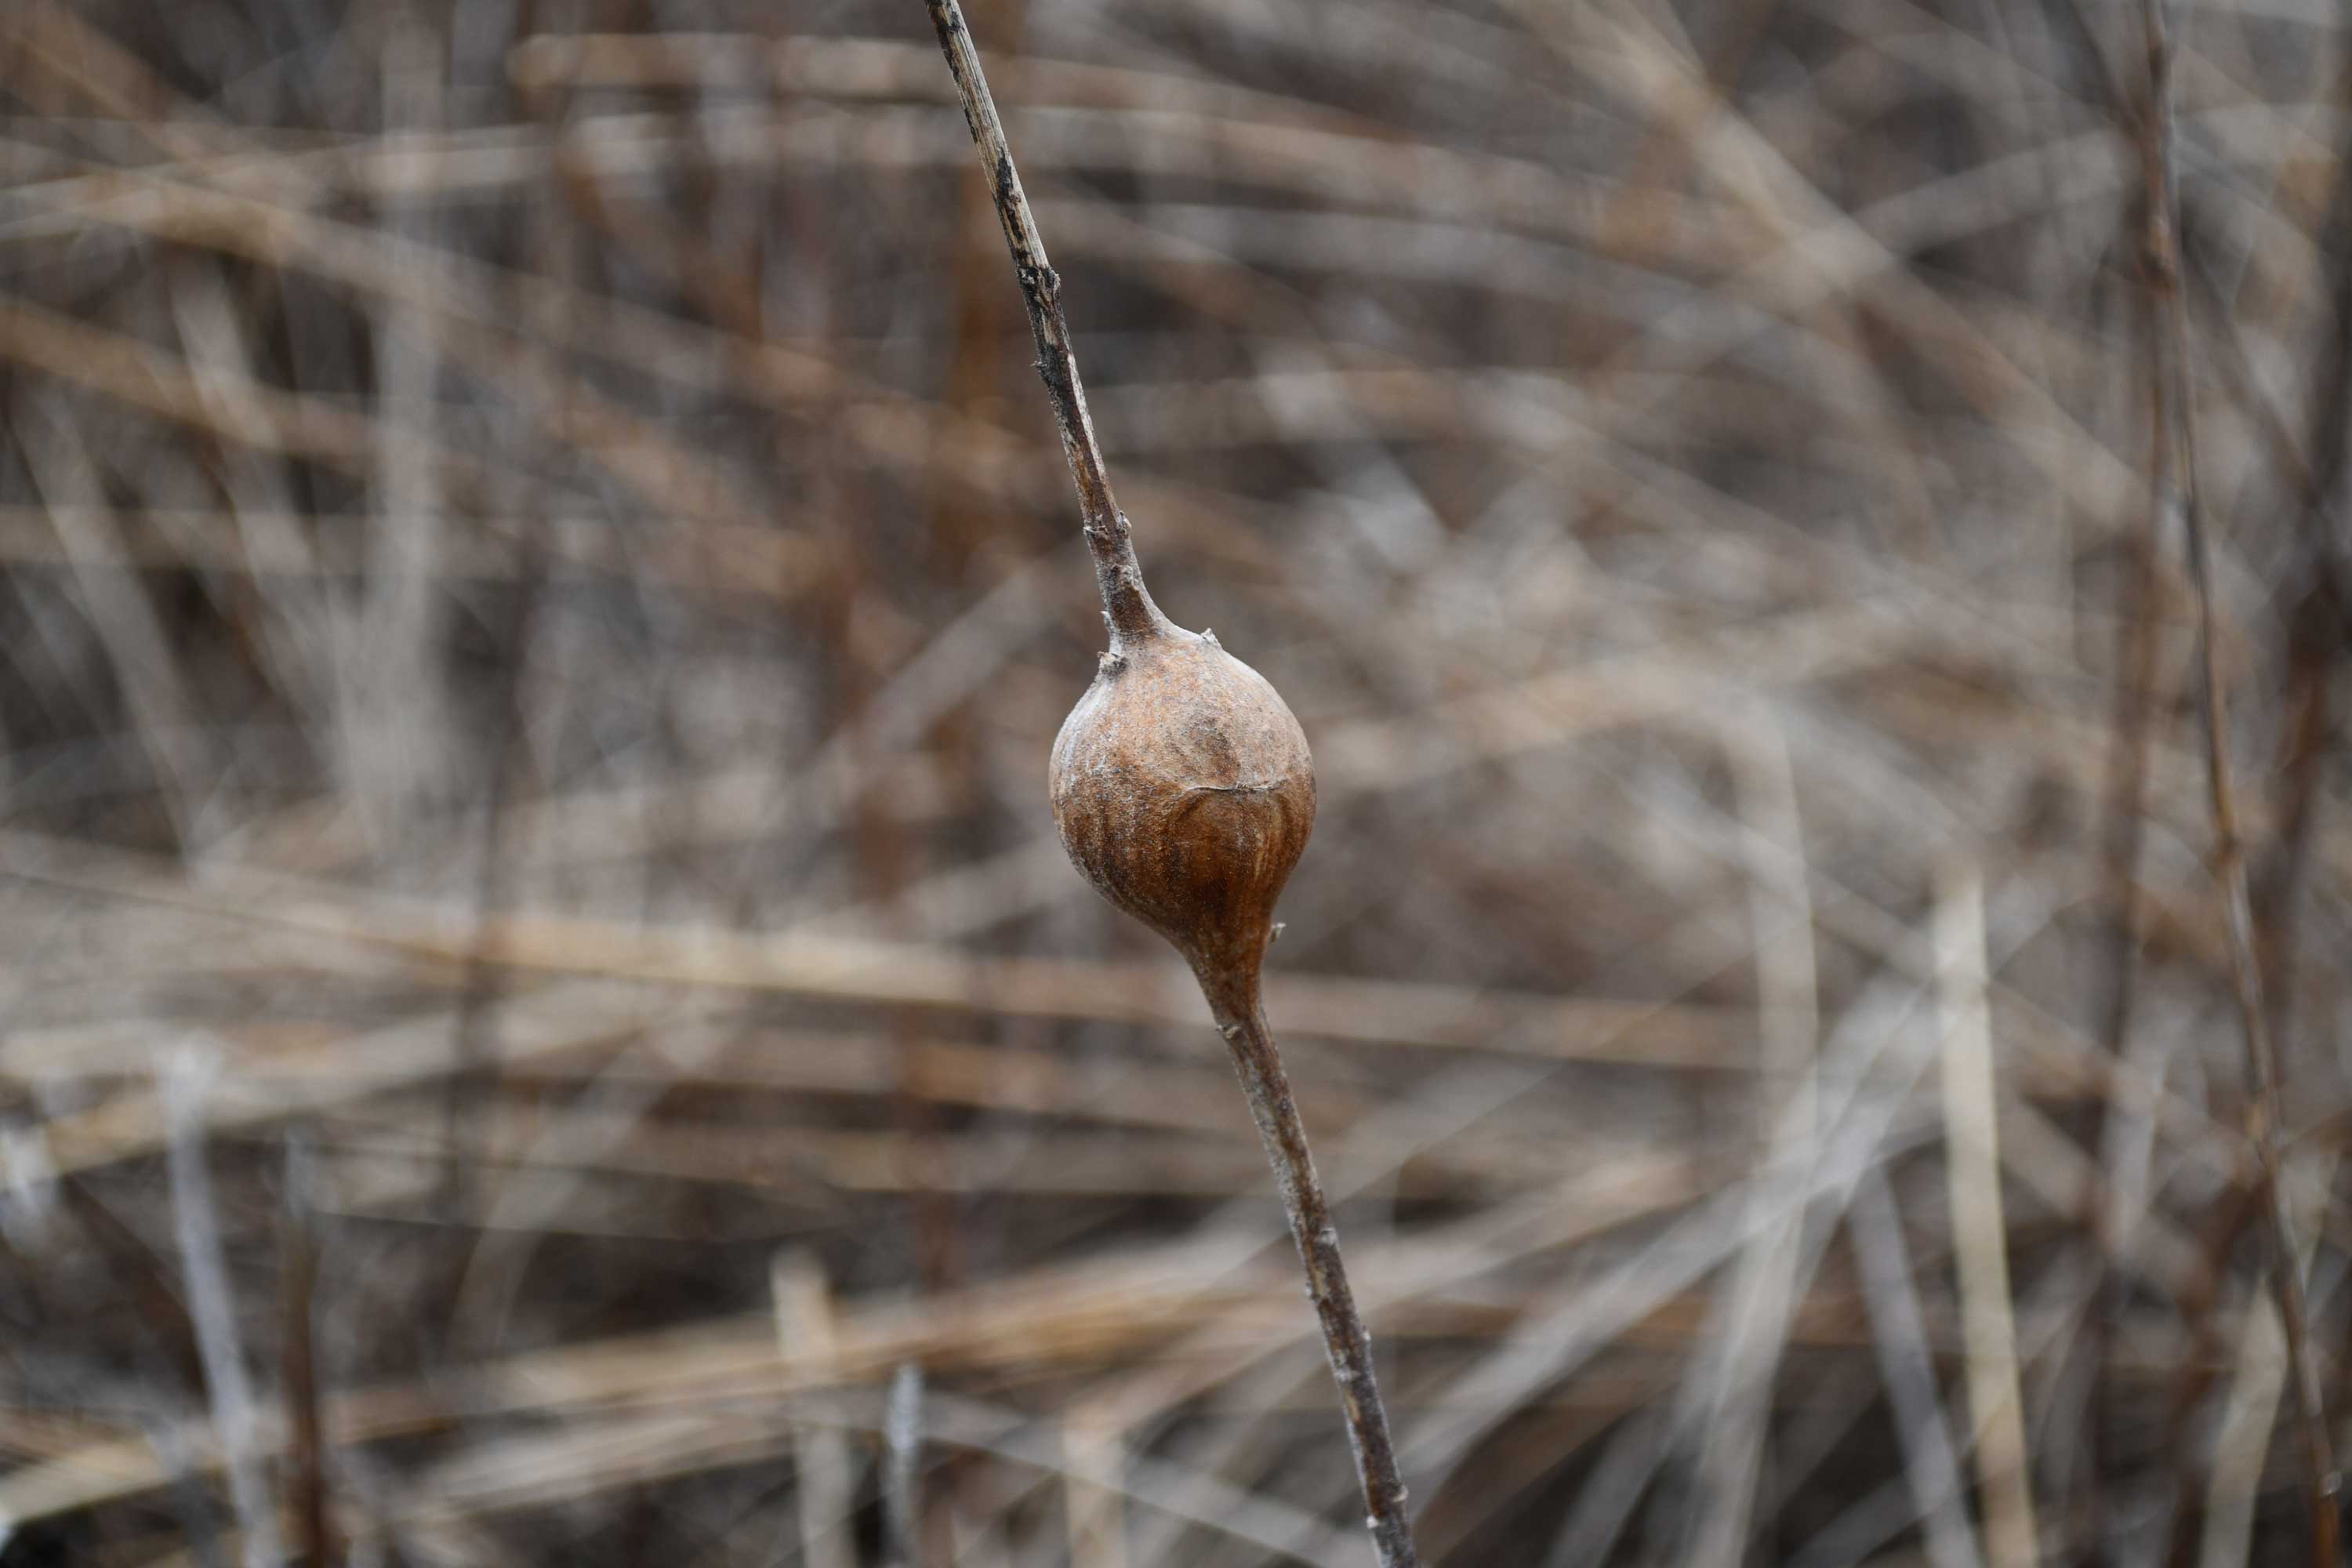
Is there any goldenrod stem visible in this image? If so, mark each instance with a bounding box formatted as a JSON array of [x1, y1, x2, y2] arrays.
[[919, 0, 1170, 649], [1203, 970, 1421, 1568]]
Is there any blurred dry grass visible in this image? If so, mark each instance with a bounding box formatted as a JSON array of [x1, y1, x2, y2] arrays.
[[2, 0, 2350, 1563]]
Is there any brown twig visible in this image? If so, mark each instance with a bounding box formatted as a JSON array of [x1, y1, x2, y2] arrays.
[[2176, 146, 2352, 1067], [2082, 278, 2164, 1568], [281, 1136, 336, 1568], [1203, 975, 1421, 1568], [919, 5, 1420, 1563], [920, 0, 1166, 650], [2160, 1183, 2267, 1568], [2241, 88, 2352, 1067], [2134, 0, 2341, 1558]]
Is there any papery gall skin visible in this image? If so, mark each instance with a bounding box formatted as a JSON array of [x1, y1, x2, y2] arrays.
[[1047, 626, 1316, 985]]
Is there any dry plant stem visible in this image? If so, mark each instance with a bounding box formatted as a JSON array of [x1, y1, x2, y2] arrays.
[[921, 4, 1417, 1563], [280, 1138, 336, 1568], [1203, 970, 1419, 1568], [2137, 0, 2341, 1555], [2085, 299, 2163, 1567], [2250, 129, 2352, 1056], [886, 1362, 927, 1568], [921, 0, 1166, 650], [2161, 1188, 2266, 1568]]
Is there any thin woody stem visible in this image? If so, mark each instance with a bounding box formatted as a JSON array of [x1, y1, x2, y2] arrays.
[[920, 7, 1420, 1563], [2136, 0, 2341, 1558], [920, 0, 1169, 648], [1206, 978, 1421, 1568]]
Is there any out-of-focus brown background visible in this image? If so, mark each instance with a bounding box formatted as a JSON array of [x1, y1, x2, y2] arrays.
[[2, 0, 2349, 1563]]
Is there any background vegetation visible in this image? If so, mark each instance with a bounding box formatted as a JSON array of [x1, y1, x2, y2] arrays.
[[2, 0, 2349, 1563]]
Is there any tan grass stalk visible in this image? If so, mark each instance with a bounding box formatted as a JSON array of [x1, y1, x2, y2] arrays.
[[1934, 862, 2038, 1568]]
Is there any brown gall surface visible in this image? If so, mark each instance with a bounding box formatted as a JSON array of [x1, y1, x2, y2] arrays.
[[1047, 625, 1317, 987]]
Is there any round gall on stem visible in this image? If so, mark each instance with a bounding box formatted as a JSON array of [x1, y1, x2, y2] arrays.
[[1050, 618, 1417, 1568], [1049, 620, 1316, 1003]]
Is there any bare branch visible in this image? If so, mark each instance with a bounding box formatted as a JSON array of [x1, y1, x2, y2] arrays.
[[2134, 0, 2341, 1557], [919, 0, 1167, 648]]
